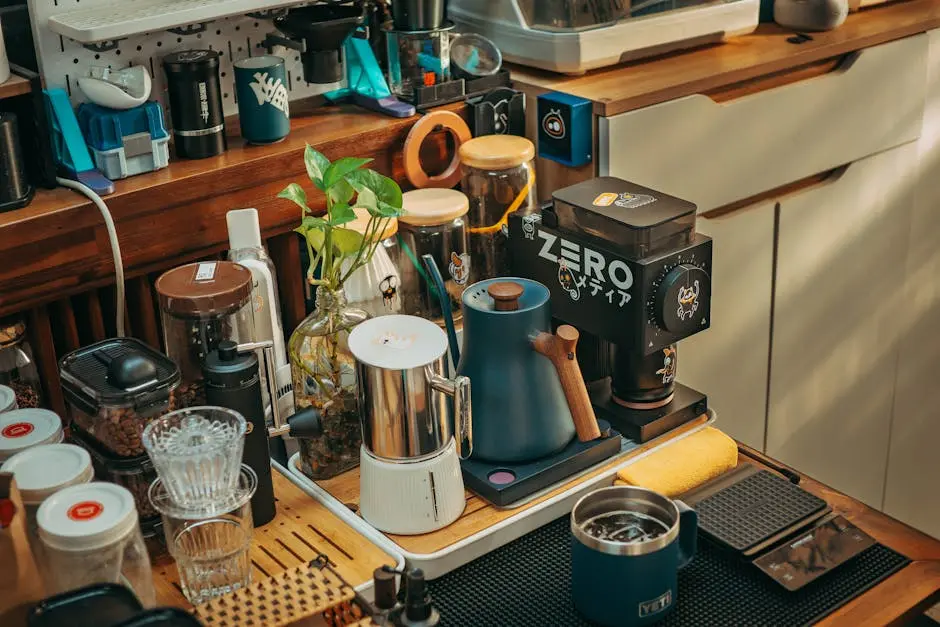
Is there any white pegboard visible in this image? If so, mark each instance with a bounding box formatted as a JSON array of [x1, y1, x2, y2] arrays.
[[26, 0, 341, 118]]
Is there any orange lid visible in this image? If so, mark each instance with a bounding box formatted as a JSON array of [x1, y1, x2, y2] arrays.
[[459, 135, 535, 171], [400, 189, 469, 227], [346, 207, 399, 240]]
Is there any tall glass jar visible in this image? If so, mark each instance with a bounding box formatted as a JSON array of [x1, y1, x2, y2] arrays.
[[155, 262, 255, 408], [459, 135, 538, 280], [290, 288, 368, 480], [0, 317, 43, 409]]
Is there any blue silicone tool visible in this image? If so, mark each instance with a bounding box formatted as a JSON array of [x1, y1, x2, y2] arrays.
[[326, 32, 415, 118], [44, 88, 115, 195]]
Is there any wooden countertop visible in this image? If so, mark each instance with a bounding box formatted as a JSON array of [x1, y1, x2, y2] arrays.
[[510, 0, 940, 116], [739, 444, 940, 626]]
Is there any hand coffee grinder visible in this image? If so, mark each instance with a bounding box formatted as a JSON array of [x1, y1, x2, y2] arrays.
[[509, 176, 712, 442]]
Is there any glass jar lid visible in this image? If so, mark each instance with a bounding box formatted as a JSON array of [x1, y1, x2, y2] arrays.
[[156, 261, 252, 317], [0, 408, 63, 462], [1, 443, 93, 504], [459, 135, 535, 171], [347, 207, 399, 240], [0, 317, 26, 348], [37, 482, 138, 551], [400, 189, 469, 226]]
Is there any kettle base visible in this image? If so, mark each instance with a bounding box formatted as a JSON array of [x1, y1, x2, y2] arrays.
[[461, 421, 622, 507]]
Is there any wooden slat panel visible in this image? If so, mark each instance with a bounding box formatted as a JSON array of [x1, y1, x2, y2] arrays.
[[82, 291, 107, 342], [26, 306, 65, 417], [268, 232, 306, 334], [52, 298, 81, 353], [127, 276, 160, 348]]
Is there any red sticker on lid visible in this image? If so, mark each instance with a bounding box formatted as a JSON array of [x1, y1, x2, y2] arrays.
[[2, 422, 34, 438], [67, 501, 104, 522]]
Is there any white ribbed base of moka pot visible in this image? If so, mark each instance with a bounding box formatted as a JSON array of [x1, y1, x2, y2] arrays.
[[359, 439, 466, 535]]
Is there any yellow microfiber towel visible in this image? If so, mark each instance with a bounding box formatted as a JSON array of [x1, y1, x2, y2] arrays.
[[615, 426, 738, 498]]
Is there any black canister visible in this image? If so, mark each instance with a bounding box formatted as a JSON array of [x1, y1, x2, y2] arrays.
[[0, 112, 32, 212], [610, 345, 678, 408], [163, 50, 227, 159], [203, 340, 276, 526]]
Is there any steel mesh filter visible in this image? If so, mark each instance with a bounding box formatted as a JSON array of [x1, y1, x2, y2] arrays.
[[428, 516, 909, 627]]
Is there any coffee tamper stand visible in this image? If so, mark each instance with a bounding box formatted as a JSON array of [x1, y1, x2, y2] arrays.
[[509, 177, 713, 442], [369, 566, 440, 627], [205, 340, 323, 526]]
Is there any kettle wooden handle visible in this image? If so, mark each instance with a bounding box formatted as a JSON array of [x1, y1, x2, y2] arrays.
[[533, 325, 602, 442]]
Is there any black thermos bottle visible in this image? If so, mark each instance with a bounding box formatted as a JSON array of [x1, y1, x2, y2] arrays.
[[204, 340, 276, 526], [163, 50, 227, 159]]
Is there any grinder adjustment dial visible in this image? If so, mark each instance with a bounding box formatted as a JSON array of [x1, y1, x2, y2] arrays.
[[652, 263, 711, 335]]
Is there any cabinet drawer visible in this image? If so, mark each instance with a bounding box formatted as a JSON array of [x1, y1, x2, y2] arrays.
[[600, 34, 927, 212]]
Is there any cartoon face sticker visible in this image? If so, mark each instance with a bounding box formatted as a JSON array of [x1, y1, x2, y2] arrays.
[[379, 275, 399, 309], [521, 214, 541, 240], [676, 280, 700, 322], [542, 109, 566, 140], [558, 261, 581, 301], [448, 252, 471, 286], [655, 346, 677, 385]]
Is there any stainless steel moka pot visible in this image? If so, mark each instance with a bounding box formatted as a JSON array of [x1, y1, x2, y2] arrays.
[[348, 314, 471, 534]]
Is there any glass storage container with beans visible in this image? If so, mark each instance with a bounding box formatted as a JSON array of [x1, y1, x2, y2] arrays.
[[397, 188, 473, 325], [60, 338, 180, 458], [459, 135, 538, 280], [155, 261, 256, 408], [0, 317, 44, 409], [69, 421, 160, 522]]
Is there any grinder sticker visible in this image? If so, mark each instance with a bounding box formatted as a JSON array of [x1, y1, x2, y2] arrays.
[[521, 214, 541, 240], [615, 192, 657, 209], [656, 347, 677, 385], [448, 252, 471, 285], [558, 262, 581, 301], [677, 280, 701, 322], [593, 193, 618, 207]]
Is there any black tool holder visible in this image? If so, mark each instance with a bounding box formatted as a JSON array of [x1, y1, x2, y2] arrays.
[[509, 177, 713, 442], [467, 86, 526, 137]]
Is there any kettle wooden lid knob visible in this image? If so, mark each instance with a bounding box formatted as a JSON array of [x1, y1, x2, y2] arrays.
[[488, 282, 524, 311]]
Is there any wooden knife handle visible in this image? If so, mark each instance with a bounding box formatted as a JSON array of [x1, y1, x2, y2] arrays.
[[533, 325, 602, 442]]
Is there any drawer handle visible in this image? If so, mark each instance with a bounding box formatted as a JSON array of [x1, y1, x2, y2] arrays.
[[706, 51, 862, 104], [701, 165, 849, 219]]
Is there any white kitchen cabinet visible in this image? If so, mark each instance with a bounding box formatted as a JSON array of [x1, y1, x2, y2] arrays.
[[883, 27, 940, 539], [678, 201, 775, 449], [766, 142, 918, 508]]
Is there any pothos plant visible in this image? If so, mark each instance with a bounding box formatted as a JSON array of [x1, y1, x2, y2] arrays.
[[278, 144, 405, 290]]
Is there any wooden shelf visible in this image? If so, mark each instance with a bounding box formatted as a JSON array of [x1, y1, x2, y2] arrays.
[[152, 471, 399, 608], [0, 74, 31, 101], [47, 0, 306, 44]]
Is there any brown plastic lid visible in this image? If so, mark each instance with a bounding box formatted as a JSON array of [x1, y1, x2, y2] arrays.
[[0, 318, 26, 347], [156, 261, 252, 317], [346, 207, 399, 240], [459, 135, 535, 171], [400, 189, 469, 227], [488, 282, 524, 311]]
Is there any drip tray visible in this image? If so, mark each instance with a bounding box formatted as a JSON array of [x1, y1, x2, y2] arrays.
[[461, 420, 622, 507]]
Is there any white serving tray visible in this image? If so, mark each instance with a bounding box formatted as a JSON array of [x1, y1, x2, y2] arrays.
[[273, 460, 406, 602], [286, 410, 716, 580]]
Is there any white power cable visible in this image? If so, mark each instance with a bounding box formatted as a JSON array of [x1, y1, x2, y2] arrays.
[[56, 177, 126, 338]]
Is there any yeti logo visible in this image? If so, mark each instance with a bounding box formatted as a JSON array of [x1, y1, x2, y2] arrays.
[[676, 280, 700, 321]]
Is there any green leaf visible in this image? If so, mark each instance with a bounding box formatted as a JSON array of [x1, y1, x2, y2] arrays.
[[374, 200, 404, 218], [346, 169, 403, 208], [332, 228, 364, 256], [354, 187, 378, 212], [305, 228, 325, 252], [278, 183, 310, 213], [304, 145, 330, 190], [328, 203, 357, 227], [328, 178, 355, 206], [323, 157, 373, 190], [301, 216, 328, 229]]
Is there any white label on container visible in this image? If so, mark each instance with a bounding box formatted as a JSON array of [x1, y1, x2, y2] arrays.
[[195, 262, 217, 282]]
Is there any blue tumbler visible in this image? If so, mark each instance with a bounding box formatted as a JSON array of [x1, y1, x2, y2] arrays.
[[233, 55, 291, 145]]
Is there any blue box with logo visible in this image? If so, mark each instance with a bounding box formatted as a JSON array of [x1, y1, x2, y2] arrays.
[[537, 91, 593, 167]]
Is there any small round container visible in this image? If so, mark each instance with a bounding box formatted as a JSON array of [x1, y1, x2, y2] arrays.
[[0, 408, 63, 463], [398, 188, 472, 325], [0, 316, 44, 409], [459, 135, 538, 280], [156, 262, 255, 408], [0, 384, 16, 413], [343, 208, 402, 318], [37, 482, 155, 606], [162, 50, 227, 159], [59, 337, 181, 458], [1, 443, 93, 545]]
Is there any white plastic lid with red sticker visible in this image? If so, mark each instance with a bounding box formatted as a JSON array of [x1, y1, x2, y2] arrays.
[[0, 408, 64, 462], [37, 482, 138, 551], [1, 444, 94, 504]]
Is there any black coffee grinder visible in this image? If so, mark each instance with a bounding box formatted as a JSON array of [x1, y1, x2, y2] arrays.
[[510, 176, 712, 442]]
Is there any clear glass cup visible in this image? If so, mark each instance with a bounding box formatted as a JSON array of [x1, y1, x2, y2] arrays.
[[150, 464, 256, 605], [141, 406, 247, 510]]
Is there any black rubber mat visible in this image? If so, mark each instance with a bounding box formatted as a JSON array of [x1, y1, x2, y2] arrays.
[[695, 469, 829, 553], [428, 516, 909, 627]]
